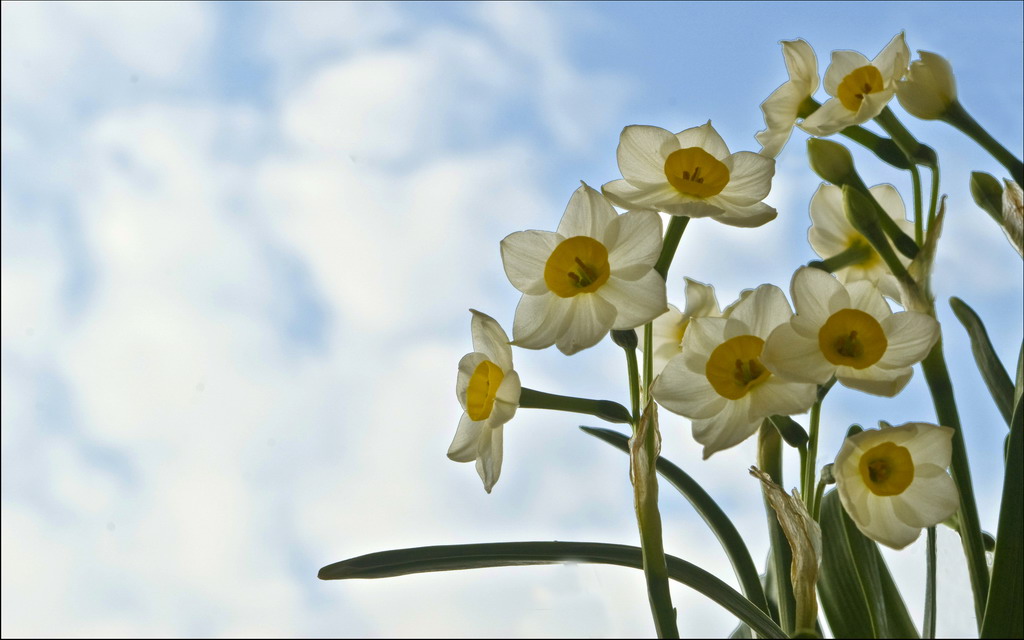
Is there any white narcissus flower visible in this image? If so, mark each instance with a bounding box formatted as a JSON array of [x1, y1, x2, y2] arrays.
[[801, 33, 910, 137], [601, 122, 778, 227], [761, 267, 939, 397], [834, 422, 958, 549], [757, 39, 820, 158], [652, 285, 817, 459], [896, 51, 957, 120], [643, 278, 722, 376], [500, 183, 667, 356], [808, 183, 913, 301], [448, 310, 522, 493]]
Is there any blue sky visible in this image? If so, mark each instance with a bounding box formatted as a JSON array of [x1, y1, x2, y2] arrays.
[[2, 2, 1022, 637]]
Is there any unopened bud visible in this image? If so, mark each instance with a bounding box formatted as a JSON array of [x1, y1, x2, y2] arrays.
[[897, 51, 957, 120], [807, 138, 855, 185]]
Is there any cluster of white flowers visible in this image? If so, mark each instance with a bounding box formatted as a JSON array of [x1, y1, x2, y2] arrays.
[[448, 32, 967, 550]]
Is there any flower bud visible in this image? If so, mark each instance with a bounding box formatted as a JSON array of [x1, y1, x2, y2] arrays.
[[896, 51, 957, 120], [807, 138, 855, 185]]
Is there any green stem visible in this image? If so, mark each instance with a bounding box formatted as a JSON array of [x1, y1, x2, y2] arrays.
[[810, 477, 827, 523], [518, 387, 632, 424], [808, 241, 873, 273], [803, 399, 822, 515], [654, 216, 691, 279], [920, 341, 989, 627], [644, 323, 654, 403], [943, 101, 1024, 184], [625, 346, 641, 423], [924, 526, 937, 639], [910, 163, 924, 245], [759, 422, 796, 634], [927, 163, 941, 241]]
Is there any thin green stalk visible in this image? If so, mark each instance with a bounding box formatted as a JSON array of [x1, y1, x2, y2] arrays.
[[810, 478, 827, 523], [644, 323, 654, 402], [808, 241, 873, 273], [927, 163, 941, 240], [803, 400, 822, 514], [924, 526, 937, 639], [653, 216, 690, 279], [625, 345, 641, 422], [920, 341, 989, 627], [759, 422, 796, 634], [518, 387, 632, 424], [910, 163, 924, 246], [943, 101, 1024, 184]]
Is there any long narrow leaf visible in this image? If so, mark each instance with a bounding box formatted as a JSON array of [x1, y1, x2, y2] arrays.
[[319, 541, 786, 638], [950, 297, 1015, 425], [981, 381, 1023, 638], [758, 423, 796, 635], [818, 490, 918, 638], [581, 426, 771, 620]]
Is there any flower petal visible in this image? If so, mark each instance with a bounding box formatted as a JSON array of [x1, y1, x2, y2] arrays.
[[555, 293, 617, 355], [601, 179, 685, 213], [719, 151, 775, 204], [558, 183, 616, 238], [799, 97, 860, 137], [604, 210, 663, 279], [501, 230, 561, 295], [692, 396, 760, 459], [725, 284, 792, 340], [652, 358, 726, 419], [470, 309, 513, 371], [749, 376, 817, 419], [456, 352, 488, 408], [681, 316, 729, 372], [512, 292, 573, 350], [891, 469, 958, 528], [782, 39, 819, 93], [601, 271, 668, 330], [617, 125, 678, 185], [877, 311, 940, 369], [808, 184, 854, 256], [859, 494, 922, 549], [489, 371, 521, 427], [710, 201, 778, 228], [871, 32, 910, 84], [846, 280, 892, 322], [791, 266, 849, 326], [823, 50, 871, 96], [448, 412, 483, 462], [901, 422, 954, 467], [837, 365, 912, 397], [683, 278, 722, 317], [475, 424, 503, 493], [675, 121, 730, 159], [762, 321, 835, 384]]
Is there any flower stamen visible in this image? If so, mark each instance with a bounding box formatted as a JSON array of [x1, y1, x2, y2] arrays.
[[544, 236, 611, 297]]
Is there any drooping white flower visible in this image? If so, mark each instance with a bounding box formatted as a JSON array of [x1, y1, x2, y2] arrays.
[[808, 183, 914, 301], [500, 183, 667, 356], [801, 33, 910, 137], [652, 284, 817, 459], [761, 267, 939, 397], [642, 278, 722, 376], [896, 51, 958, 120], [757, 39, 820, 158], [602, 122, 778, 227], [448, 310, 522, 493], [834, 422, 958, 549]]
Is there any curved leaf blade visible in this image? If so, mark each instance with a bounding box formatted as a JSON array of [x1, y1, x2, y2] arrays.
[[320, 541, 785, 638], [950, 297, 1014, 425], [580, 426, 771, 621]]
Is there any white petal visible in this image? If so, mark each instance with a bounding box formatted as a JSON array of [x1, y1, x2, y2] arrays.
[[823, 50, 871, 96], [791, 266, 849, 326], [470, 309, 513, 372], [692, 397, 760, 459], [891, 470, 958, 528], [900, 422, 954, 467], [859, 495, 922, 549], [675, 121, 730, 159], [488, 372, 521, 428], [871, 32, 910, 83], [558, 183, 616, 238], [456, 352, 489, 408], [799, 97, 859, 137], [475, 425, 503, 493], [762, 322, 835, 384], [719, 152, 775, 204], [448, 412, 483, 462], [601, 178, 684, 213], [870, 184, 909, 226], [854, 89, 896, 124], [877, 311, 939, 369], [601, 272, 668, 330], [710, 201, 778, 228], [652, 358, 726, 419], [604, 210, 663, 279], [749, 377, 817, 419], [808, 184, 854, 257], [512, 292, 573, 350], [501, 230, 561, 295], [837, 365, 912, 397], [680, 317, 728, 372], [756, 82, 804, 158], [725, 284, 792, 340], [555, 294, 617, 355], [617, 125, 678, 184], [683, 278, 722, 317], [846, 280, 892, 322], [782, 39, 819, 93]]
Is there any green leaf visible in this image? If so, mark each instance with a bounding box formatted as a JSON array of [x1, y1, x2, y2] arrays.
[[818, 490, 919, 638], [580, 426, 771, 621], [950, 297, 1015, 425], [319, 541, 786, 639], [981, 377, 1024, 638], [757, 423, 796, 635]]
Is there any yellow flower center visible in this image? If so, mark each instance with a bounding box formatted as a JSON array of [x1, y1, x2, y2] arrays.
[[466, 360, 504, 421], [859, 441, 914, 496], [664, 147, 730, 198], [818, 308, 887, 369], [705, 335, 771, 399], [837, 65, 885, 111], [544, 236, 611, 298]]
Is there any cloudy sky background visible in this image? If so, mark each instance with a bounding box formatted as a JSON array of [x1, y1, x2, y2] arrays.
[[2, 1, 1022, 637]]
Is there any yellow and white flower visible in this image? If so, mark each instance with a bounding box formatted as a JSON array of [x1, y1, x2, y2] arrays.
[[834, 422, 958, 549], [757, 39, 820, 158], [808, 183, 914, 301], [601, 122, 778, 227], [652, 284, 817, 458], [448, 310, 522, 493], [643, 278, 722, 376], [896, 51, 957, 120], [801, 33, 910, 137], [501, 183, 667, 356], [761, 267, 939, 397]]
